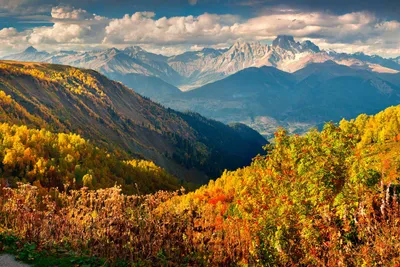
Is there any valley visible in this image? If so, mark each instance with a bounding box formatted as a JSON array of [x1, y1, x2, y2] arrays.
[[164, 62, 400, 137]]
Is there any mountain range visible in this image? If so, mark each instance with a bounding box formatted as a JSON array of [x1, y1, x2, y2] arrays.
[[4, 35, 400, 93], [161, 61, 400, 136], [3, 35, 400, 137]]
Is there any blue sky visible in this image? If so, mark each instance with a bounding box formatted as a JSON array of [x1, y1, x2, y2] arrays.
[[0, 0, 400, 57]]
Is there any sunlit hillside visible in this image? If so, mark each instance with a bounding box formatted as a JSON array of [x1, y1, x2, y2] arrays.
[[0, 61, 266, 184], [0, 123, 180, 194], [2, 105, 400, 266]]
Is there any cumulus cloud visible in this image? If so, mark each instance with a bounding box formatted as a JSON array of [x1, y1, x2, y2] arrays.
[[29, 24, 90, 44], [0, 27, 18, 37], [51, 6, 93, 20], [103, 12, 240, 45], [100, 10, 400, 57], [28, 6, 109, 46], [1, 6, 400, 58], [230, 11, 379, 43], [0, 27, 31, 56], [0, 6, 109, 56]]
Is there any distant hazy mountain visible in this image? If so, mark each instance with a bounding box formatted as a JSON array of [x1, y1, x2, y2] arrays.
[[3, 46, 183, 95], [291, 62, 400, 122], [3, 35, 400, 93], [3, 46, 50, 62], [162, 61, 400, 137], [107, 73, 182, 101]]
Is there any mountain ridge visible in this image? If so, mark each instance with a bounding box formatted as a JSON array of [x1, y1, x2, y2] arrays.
[[162, 61, 400, 137], [3, 36, 399, 93], [0, 60, 267, 184]]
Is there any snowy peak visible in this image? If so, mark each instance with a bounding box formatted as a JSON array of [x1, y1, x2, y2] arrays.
[[225, 41, 269, 60], [3, 46, 50, 62], [272, 35, 320, 53], [272, 35, 298, 50], [104, 47, 121, 55], [124, 46, 145, 54], [2, 36, 399, 91], [301, 40, 320, 53], [229, 40, 265, 52], [23, 46, 38, 53], [123, 46, 168, 63]]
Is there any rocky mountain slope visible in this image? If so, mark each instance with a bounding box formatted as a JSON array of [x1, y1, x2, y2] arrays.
[[0, 61, 266, 183]]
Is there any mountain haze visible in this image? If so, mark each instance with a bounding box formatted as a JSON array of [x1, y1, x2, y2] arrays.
[[163, 61, 400, 137]]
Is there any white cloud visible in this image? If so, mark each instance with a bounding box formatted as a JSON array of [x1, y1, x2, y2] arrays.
[[27, 6, 109, 46], [0, 27, 31, 56], [29, 23, 91, 44], [0, 7, 400, 58], [51, 6, 93, 20], [0, 27, 18, 37], [103, 12, 240, 45], [101, 10, 400, 57], [230, 11, 379, 42]]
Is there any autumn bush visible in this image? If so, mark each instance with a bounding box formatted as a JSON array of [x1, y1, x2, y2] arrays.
[[0, 185, 192, 264], [0, 123, 180, 194], [2, 105, 400, 265]]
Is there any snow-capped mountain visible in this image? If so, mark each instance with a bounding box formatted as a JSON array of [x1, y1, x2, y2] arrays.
[[3, 46, 50, 62], [2, 35, 400, 138], [3, 46, 183, 91], [166, 36, 326, 90], [168, 48, 224, 79], [168, 35, 400, 89], [272, 35, 320, 53], [2, 35, 400, 92]]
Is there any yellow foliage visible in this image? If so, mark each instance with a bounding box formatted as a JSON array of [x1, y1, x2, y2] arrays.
[[0, 123, 180, 194]]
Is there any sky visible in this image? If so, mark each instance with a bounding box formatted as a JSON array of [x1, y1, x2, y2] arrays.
[[0, 0, 400, 58]]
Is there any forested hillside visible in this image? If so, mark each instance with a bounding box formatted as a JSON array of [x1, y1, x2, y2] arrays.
[[0, 61, 266, 183], [0, 123, 180, 194], [2, 104, 400, 266]]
